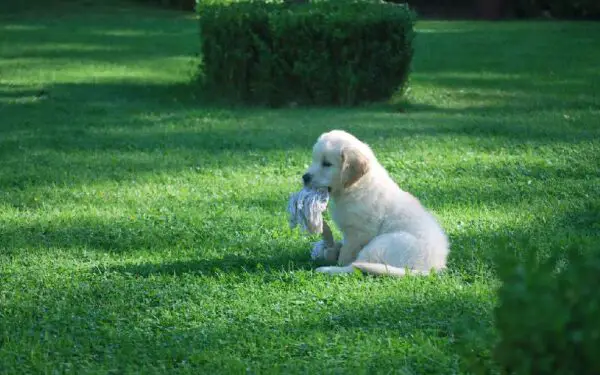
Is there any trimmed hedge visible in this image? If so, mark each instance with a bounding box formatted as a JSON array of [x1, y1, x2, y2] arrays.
[[197, 0, 416, 106], [494, 240, 600, 374]]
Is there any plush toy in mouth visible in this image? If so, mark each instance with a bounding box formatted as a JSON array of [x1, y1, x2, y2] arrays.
[[287, 187, 336, 260]]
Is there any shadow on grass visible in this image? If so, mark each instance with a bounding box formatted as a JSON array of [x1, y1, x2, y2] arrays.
[[2, 163, 597, 280], [6, 206, 599, 373], [8, 198, 594, 279], [1, 267, 496, 373], [102, 251, 317, 277], [1, 81, 596, 158], [1, 16, 598, 186]]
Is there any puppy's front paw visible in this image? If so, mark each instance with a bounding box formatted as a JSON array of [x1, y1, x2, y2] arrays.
[[311, 240, 341, 262], [337, 251, 355, 266], [324, 244, 341, 262], [315, 265, 354, 275], [315, 266, 334, 273], [310, 240, 328, 260]]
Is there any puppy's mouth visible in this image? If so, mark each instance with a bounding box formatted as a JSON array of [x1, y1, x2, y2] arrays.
[[304, 181, 331, 193]]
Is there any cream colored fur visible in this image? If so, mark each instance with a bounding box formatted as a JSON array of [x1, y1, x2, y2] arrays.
[[303, 130, 449, 277]]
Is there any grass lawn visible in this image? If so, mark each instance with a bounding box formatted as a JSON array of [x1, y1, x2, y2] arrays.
[[1, 3, 599, 373]]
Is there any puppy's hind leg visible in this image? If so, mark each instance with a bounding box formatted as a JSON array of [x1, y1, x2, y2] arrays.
[[316, 232, 442, 277], [356, 232, 426, 271]]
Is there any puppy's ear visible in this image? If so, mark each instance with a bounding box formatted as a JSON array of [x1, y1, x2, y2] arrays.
[[341, 147, 370, 188]]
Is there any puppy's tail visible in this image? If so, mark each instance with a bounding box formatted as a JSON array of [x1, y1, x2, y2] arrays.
[[316, 262, 431, 277]]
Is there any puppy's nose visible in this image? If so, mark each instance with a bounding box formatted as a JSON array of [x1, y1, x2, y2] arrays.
[[302, 173, 312, 185]]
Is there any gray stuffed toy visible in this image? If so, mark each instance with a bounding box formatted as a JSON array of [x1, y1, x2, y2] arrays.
[[287, 187, 338, 261]]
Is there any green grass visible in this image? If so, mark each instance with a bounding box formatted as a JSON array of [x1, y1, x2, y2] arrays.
[[1, 3, 599, 373]]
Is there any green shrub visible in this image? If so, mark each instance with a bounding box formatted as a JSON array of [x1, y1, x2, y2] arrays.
[[494, 240, 600, 374], [197, 0, 416, 106]]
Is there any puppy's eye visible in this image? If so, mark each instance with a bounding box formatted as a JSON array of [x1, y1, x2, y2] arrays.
[[322, 160, 332, 167]]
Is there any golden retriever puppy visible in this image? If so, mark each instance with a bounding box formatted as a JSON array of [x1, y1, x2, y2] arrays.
[[303, 130, 449, 276]]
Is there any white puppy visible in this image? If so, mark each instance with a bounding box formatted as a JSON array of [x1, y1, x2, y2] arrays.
[[303, 130, 449, 276]]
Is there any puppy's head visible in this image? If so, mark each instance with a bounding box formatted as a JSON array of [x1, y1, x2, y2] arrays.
[[303, 130, 373, 195]]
